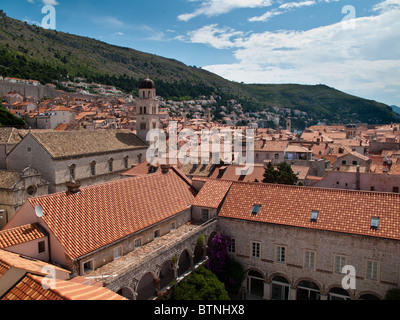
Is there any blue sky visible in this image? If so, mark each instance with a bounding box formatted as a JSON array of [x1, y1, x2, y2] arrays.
[[1, 0, 400, 107]]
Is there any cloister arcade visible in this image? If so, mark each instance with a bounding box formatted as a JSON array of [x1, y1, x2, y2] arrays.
[[244, 269, 382, 300], [107, 222, 218, 300]]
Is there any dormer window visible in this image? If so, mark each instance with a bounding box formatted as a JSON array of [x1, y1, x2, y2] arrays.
[[251, 204, 261, 216], [371, 217, 380, 230], [310, 210, 319, 222]]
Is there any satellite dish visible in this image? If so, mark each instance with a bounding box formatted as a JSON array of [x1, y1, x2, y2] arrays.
[[35, 205, 44, 218]]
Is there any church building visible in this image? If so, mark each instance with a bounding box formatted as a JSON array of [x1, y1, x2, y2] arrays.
[[135, 78, 160, 143]]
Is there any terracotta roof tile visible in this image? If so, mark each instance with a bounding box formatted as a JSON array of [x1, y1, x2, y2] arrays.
[[1, 274, 64, 300], [30, 129, 147, 159], [0, 170, 21, 189], [28, 171, 195, 259], [0, 260, 11, 277], [192, 179, 232, 208], [1, 274, 126, 300], [0, 249, 70, 278], [219, 181, 400, 240], [0, 224, 46, 249]]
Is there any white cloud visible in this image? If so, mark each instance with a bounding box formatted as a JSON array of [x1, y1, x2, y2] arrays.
[[104, 16, 125, 27], [42, 0, 59, 5], [279, 1, 316, 10], [249, 0, 323, 22], [373, 0, 400, 12], [178, 0, 273, 21], [186, 24, 246, 49], [184, 2, 400, 105]]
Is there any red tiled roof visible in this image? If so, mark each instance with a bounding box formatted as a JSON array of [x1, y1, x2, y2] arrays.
[[218, 181, 400, 240], [0, 260, 11, 277], [254, 140, 288, 151], [1, 274, 126, 300], [2, 274, 63, 300], [0, 224, 46, 249], [121, 161, 160, 176], [28, 171, 195, 259], [192, 179, 232, 208], [0, 249, 70, 278]]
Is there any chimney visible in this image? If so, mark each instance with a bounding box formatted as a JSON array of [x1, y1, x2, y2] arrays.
[[66, 179, 81, 195], [356, 165, 360, 190], [160, 164, 170, 174], [262, 138, 266, 148]]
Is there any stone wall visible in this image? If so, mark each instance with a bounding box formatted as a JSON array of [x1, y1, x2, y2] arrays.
[[219, 217, 400, 300], [103, 219, 219, 299], [0, 81, 96, 101]]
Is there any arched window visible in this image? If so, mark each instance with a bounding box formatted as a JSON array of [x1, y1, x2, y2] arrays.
[[108, 158, 114, 172], [68, 163, 76, 180], [124, 155, 129, 169], [90, 161, 96, 176], [297, 280, 320, 300]]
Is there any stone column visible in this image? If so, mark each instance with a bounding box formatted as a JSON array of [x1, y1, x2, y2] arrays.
[[154, 278, 161, 293], [189, 254, 194, 268], [289, 287, 297, 300], [263, 281, 272, 300], [172, 264, 179, 279]]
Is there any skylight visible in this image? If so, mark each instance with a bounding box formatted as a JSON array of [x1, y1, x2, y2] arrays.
[[251, 204, 262, 216], [310, 210, 319, 222], [371, 217, 380, 230]]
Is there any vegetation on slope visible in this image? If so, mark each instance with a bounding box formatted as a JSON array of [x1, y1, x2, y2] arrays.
[[0, 11, 397, 125]]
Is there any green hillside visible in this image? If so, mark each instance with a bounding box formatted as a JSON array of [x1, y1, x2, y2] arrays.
[[0, 11, 397, 125], [0, 99, 25, 127]]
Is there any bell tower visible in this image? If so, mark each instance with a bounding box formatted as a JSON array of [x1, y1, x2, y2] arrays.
[[136, 78, 159, 143]]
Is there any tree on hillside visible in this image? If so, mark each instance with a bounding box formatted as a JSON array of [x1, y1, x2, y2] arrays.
[[0, 99, 25, 128], [262, 162, 299, 185]]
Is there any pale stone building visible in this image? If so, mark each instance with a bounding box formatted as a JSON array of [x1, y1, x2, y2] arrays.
[[3, 165, 195, 278], [35, 105, 76, 130], [135, 78, 159, 144], [0, 167, 48, 228], [0, 128, 29, 170], [211, 179, 400, 300], [6, 129, 147, 193]]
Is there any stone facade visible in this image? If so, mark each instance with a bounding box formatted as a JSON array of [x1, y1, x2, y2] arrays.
[[312, 170, 400, 193], [0, 167, 48, 228], [219, 217, 400, 300], [100, 219, 219, 300], [76, 209, 192, 277], [6, 131, 147, 193], [135, 78, 159, 144]]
